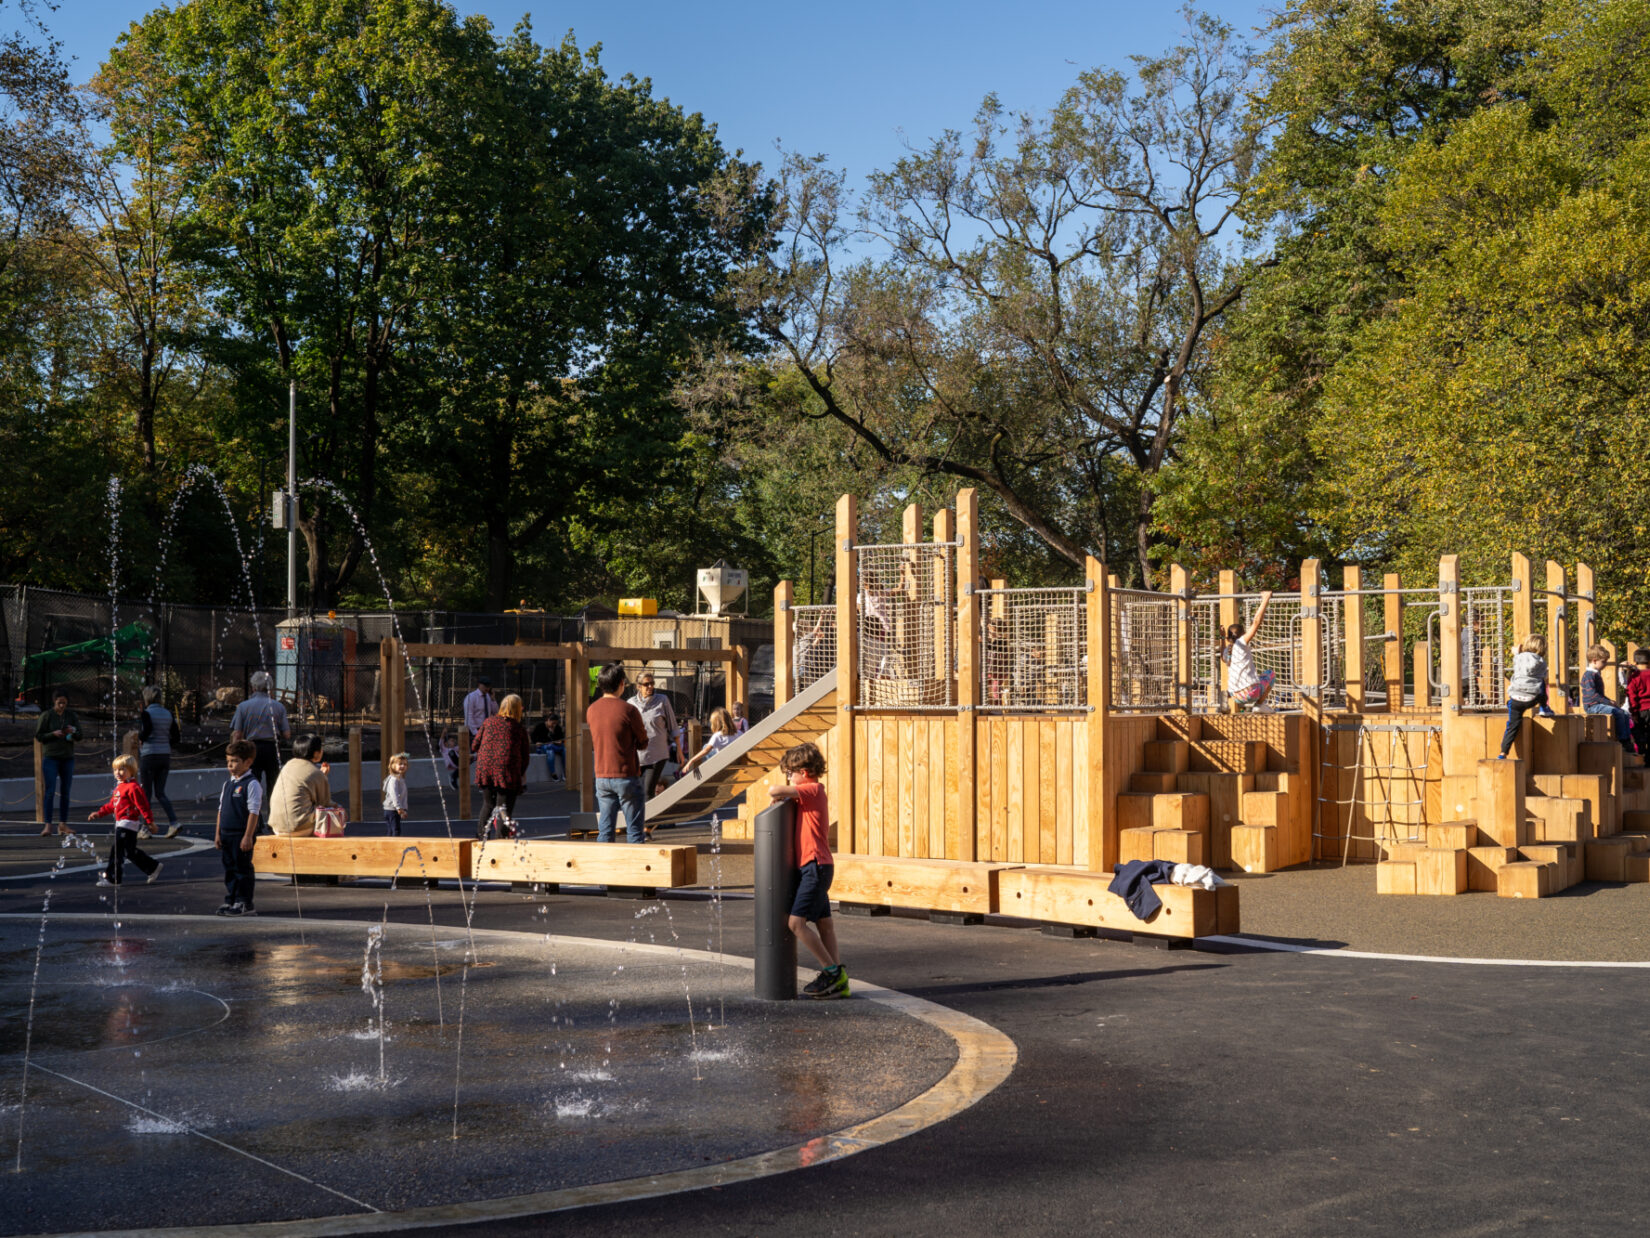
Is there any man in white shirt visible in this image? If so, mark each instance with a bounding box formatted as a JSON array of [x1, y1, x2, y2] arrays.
[[463, 677, 497, 738]]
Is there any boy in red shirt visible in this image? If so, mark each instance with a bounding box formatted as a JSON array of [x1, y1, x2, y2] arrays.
[[90, 754, 161, 886], [1626, 649, 1650, 758], [768, 741, 847, 998]]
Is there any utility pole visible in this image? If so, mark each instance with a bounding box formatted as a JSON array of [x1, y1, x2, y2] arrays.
[[287, 380, 298, 619]]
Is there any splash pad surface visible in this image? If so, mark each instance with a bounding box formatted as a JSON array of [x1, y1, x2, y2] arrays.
[[2, 914, 998, 1235]]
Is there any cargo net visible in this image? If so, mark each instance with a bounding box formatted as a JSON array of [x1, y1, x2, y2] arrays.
[[1317, 721, 1440, 865], [1461, 587, 1513, 711], [1319, 593, 1347, 710], [855, 542, 956, 708], [790, 604, 837, 695], [1111, 589, 1178, 710], [1189, 598, 1226, 712], [979, 586, 1088, 711]]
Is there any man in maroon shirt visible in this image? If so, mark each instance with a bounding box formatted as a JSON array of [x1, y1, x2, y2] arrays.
[[587, 663, 650, 842]]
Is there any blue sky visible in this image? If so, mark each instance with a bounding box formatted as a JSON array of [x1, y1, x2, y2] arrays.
[[55, 1, 1271, 188]]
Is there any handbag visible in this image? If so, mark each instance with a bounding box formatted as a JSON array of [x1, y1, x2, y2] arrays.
[[312, 804, 348, 837]]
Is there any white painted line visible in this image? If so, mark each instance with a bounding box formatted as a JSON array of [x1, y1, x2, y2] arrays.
[[1204, 934, 1650, 968], [0, 837, 215, 882]]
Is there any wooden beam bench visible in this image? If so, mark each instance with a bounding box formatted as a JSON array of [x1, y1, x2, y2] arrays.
[[832, 857, 1020, 922], [470, 838, 698, 895], [255, 837, 471, 885], [996, 866, 1239, 939]]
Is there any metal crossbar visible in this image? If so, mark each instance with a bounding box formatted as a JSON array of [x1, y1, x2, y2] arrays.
[[855, 542, 956, 709], [1110, 588, 1177, 711], [790, 605, 837, 696], [979, 587, 1087, 711]]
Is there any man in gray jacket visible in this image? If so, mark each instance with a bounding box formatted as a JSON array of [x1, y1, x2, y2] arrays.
[[629, 671, 678, 800]]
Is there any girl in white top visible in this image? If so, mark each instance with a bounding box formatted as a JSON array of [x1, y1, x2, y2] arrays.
[[680, 708, 737, 775], [382, 752, 410, 837], [1222, 590, 1276, 712]]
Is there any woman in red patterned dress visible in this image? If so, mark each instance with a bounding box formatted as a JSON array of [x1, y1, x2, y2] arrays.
[[472, 693, 530, 838]]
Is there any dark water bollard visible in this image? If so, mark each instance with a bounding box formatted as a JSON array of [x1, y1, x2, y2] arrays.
[[753, 799, 797, 1001]]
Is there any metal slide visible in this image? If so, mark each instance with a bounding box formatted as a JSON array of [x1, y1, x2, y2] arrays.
[[646, 667, 838, 826]]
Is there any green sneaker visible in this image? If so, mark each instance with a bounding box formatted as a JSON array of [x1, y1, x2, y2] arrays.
[[802, 968, 837, 996], [817, 965, 850, 1000]]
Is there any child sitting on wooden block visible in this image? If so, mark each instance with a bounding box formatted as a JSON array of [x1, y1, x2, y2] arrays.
[[1582, 645, 1636, 753]]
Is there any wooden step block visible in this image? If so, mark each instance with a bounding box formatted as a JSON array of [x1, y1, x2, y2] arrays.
[[998, 867, 1238, 938], [1526, 795, 1593, 844], [1626, 751, 1646, 769], [1498, 860, 1550, 899], [1585, 837, 1635, 882], [1577, 742, 1625, 798], [1153, 829, 1204, 865], [1151, 792, 1210, 835], [1519, 844, 1576, 891], [1176, 772, 1251, 870], [1427, 822, 1478, 850], [1240, 790, 1288, 827], [1120, 826, 1164, 865], [1615, 831, 1650, 851], [1532, 715, 1583, 775], [1441, 774, 1478, 823], [1563, 773, 1616, 837], [1144, 738, 1190, 774], [1154, 714, 1202, 743], [1466, 846, 1518, 892], [1623, 810, 1650, 832], [1130, 771, 1180, 794], [1477, 758, 1528, 849], [1415, 848, 1467, 895], [1376, 861, 1416, 895], [1190, 739, 1267, 774], [1117, 793, 1157, 833], [1251, 770, 1309, 867], [1626, 770, 1646, 791], [1378, 840, 1432, 863], [1582, 715, 1613, 742], [1624, 852, 1650, 883], [1231, 824, 1278, 874], [833, 857, 1011, 915]]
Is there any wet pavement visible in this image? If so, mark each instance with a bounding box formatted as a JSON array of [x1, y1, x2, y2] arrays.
[[0, 917, 954, 1234]]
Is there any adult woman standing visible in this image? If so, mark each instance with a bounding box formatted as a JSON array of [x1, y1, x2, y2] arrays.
[[137, 686, 182, 838], [472, 692, 530, 837], [34, 691, 80, 835], [629, 672, 677, 799]]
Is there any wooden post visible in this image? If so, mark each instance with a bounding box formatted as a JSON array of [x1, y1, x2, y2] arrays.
[[457, 724, 471, 820], [835, 493, 859, 855], [33, 739, 44, 824], [1300, 559, 1324, 852], [1384, 572, 1403, 711], [378, 636, 402, 760], [1170, 563, 1191, 712], [1511, 553, 1533, 648], [1576, 562, 1597, 674], [348, 726, 363, 824], [569, 653, 590, 792], [933, 507, 954, 696], [774, 581, 794, 709], [1218, 569, 1238, 710], [1412, 644, 1432, 709], [955, 489, 979, 862], [1547, 561, 1570, 713], [1602, 639, 1621, 703], [1439, 555, 1461, 715], [726, 645, 747, 714], [1344, 565, 1364, 712], [1087, 557, 1112, 873], [580, 723, 594, 813], [561, 656, 577, 787]]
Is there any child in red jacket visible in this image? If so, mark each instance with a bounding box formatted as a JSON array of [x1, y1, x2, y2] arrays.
[[90, 754, 161, 886], [1626, 649, 1650, 760]]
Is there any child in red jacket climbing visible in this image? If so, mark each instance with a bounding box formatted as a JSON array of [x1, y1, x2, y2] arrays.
[[89, 754, 161, 886], [1626, 649, 1650, 759]]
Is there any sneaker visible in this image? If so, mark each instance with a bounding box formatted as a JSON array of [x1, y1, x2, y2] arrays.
[[821, 966, 851, 1000], [802, 969, 837, 996], [147, 863, 163, 885], [96, 876, 113, 888], [164, 825, 180, 839], [215, 902, 240, 917], [1537, 708, 1557, 719], [237, 905, 257, 917], [137, 828, 152, 840]]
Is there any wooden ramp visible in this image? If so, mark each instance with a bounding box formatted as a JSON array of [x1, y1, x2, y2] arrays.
[[647, 668, 838, 826]]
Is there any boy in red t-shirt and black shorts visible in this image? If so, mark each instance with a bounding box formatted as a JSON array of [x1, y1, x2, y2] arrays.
[[768, 741, 848, 998]]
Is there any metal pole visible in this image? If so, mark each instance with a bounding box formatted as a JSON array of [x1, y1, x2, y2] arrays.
[[287, 380, 298, 619], [753, 799, 797, 1000]]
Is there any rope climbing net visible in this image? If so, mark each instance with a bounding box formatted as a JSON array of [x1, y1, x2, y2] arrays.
[[1110, 589, 1177, 711], [789, 605, 837, 695]]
